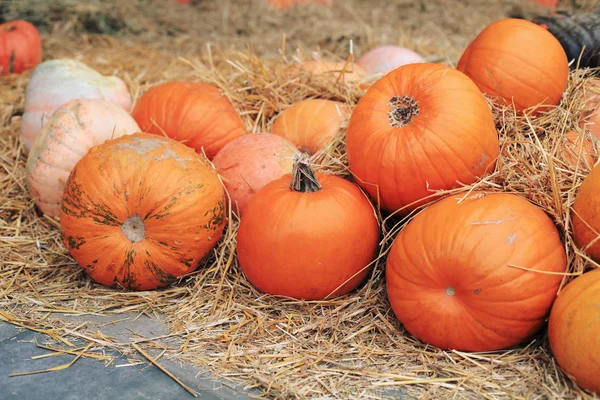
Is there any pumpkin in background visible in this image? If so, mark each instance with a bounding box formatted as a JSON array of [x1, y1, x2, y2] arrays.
[[346, 63, 499, 214], [237, 155, 379, 300], [212, 133, 300, 215], [560, 130, 596, 171], [21, 59, 132, 154], [301, 61, 367, 84], [583, 104, 600, 140], [26, 99, 141, 217], [131, 81, 245, 160], [357, 45, 424, 76], [272, 99, 350, 154], [457, 18, 569, 114], [60, 132, 226, 291], [0, 20, 42, 76], [386, 191, 567, 352], [548, 269, 600, 395], [572, 163, 600, 261]]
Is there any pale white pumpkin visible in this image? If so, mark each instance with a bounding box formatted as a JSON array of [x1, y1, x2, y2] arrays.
[[20, 59, 132, 154], [26, 98, 140, 217], [357, 45, 424, 76]]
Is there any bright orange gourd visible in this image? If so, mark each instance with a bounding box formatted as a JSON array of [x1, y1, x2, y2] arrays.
[[60, 133, 226, 291], [572, 163, 600, 261], [457, 18, 569, 114], [212, 133, 300, 215], [548, 269, 600, 395], [131, 81, 245, 160], [272, 99, 350, 154], [346, 63, 499, 214], [386, 191, 567, 351], [237, 156, 379, 300], [0, 20, 41, 76]]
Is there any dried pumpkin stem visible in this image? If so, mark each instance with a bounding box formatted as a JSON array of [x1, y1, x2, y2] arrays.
[[290, 153, 322, 193], [122, 216, 146, 243], [388, 95, 420, 128]]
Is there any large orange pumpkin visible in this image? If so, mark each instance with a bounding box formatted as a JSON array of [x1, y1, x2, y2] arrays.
[[271, 99, 350, 154], [237, 156, 379, 300], [60, 132, 226, 291], [548, 269, 600, 395], [457, 18, 569, 114], [0, 20, 41, 76], [131, 81, 245, 160], [386, 191, 567, 352], [572, 163, 600, 261], [212, 132, 300, 215], [346, 63, 499, 214]]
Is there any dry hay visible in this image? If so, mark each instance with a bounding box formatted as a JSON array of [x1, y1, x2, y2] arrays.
[[2, 6, 600, 400]]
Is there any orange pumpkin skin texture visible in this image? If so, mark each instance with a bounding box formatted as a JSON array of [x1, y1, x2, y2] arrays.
[[131, 81, 245, 160], [572, 164, 600, 262], [548, 269, 600, 395], [0, 20, 41, 76], [237, 159, 379, 300], [457, 18, 569, 114], [272, 99, 350, 154], [60, 132, 226, 291], [386, 192, 567, 352], [346, 63, 499, 214], [212, 132, 300, 216]]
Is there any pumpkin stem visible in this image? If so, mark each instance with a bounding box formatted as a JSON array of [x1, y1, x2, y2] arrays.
[[388, 96, 420, 128], [445, 286, 456, 296], [3, 25, 17, 32], [290, 153, 322, 193], [122, 216, 146, 243]]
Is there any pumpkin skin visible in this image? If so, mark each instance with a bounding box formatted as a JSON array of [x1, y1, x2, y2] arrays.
[[131, 81, 245, 160], [357, 46, 424, 76], [21, 59, 132, 155], [548, 269, 600, 395], [560, 130, 596, 171], [26, 99, 141, 217], [0, 20, 42, 76], [212, 132, 300, 215], [237, 158, 379, 300], [457, 18, 569, 114], [60, 132, 226, 291], [272, 99, 350, 154], [386, 191, 567, 352], [346, 63, 499, 214], [572, 163, 600, 262]]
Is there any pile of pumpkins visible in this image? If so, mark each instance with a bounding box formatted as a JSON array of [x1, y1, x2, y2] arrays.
[[2, 16, 600, 395]]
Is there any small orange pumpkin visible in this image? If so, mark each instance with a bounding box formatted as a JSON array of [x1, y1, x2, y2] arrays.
[[572, 163, 600, 261], [212, 132, 300, 215], [346, 63, 499, 214], [60, 132, 226, 291], [386, 191, 567, 351], [0, 20, 42, 76], [236, 155, 379, 300], [131, 81, 245, 160], [560, 130, 596, 171], [548, 269, 600, 395], [457, 18, 569, 114], [272, 99, 350, 154]]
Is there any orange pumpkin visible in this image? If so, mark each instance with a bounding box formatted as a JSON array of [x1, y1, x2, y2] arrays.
[[548, 269, 600, 395], [560, 130, 596, 171], [212, 132, 300, 215], [131, 81, 245, 160], [272, 99, 350, 154], [0, 20, 41, 76], [386, 191, 567, 351], [346, 63, 499, 214], [457, 18, 569, 114], [236, 156, 379, 300], [572, 163, 600, 261], [60, 132, 226, 291], [26, 99, 141, 217]]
